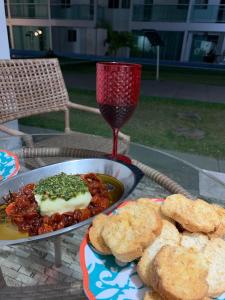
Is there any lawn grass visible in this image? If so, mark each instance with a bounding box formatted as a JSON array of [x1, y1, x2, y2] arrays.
[[60, 60, 225, 86], [19, 88, 225, 159]]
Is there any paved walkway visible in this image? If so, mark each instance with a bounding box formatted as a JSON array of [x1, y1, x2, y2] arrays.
[[63, 72, 225, 103]]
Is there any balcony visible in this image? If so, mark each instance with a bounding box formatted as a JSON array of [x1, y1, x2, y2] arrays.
[[8, 3, 94, 20], [51, 4, 94, 20], [10, 3, 48, 19], [7, 2, 225, 23], [190, 4, 225, 23], [132, 4, 225, 23], [132, 4, 189, 23]]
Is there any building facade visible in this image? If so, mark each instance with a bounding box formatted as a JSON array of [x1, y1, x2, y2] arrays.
[[5, 0, 225, 63]]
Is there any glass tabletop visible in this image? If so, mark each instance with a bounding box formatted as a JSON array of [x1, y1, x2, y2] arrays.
[[1, 133, 225, 205], [0, 133, 225, 294]]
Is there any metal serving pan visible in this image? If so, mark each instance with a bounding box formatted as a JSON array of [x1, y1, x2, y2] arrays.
[[0, 158, 143, 245]]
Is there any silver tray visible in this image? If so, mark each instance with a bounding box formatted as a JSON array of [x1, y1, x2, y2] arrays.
[[0, 158, 143, 245]]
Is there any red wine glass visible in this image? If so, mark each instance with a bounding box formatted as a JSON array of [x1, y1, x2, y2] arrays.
[[96, 62, 142, 161]]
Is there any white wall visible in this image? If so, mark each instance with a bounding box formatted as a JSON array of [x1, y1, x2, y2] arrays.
[[0, 1, 10, 59]]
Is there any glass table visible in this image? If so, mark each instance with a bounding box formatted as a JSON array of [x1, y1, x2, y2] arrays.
[[0, 133, 225, 299]]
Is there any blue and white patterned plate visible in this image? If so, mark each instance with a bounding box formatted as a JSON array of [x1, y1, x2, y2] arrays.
[[0, 149, 20, 181], [81, 241, 148, 299], [80, 199, 225, 300]]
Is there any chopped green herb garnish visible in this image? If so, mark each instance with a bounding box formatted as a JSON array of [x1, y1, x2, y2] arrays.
[[34, 173, 89, 201], [0, 204, 8, 223]]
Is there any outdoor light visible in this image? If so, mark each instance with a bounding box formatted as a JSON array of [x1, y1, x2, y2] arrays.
[[26, 29, 43, 37]]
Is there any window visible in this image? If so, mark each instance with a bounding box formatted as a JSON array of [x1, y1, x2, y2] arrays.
[[122, 0, 130, 8], [217, 0, 225, 22], [68, 30, 77, 42], [144, 0, 153, 21], [195, 0, 208, 9], [177, 0, 189, 9], [61, 0, 71, 8], [130, 30, 184, 61], [90, 0, 94, 16], [108, 0, 119, 8]]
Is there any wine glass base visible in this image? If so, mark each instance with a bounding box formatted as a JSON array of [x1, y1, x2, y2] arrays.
[[106, 154, 131, 165]]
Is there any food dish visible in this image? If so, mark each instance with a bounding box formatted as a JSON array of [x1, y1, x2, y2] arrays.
[[0, 158, 143, 245], [80, 199, 162, 300], [80, 197, 225, 300], [5, 173, 111, 236], [0, 149, 20, 181]]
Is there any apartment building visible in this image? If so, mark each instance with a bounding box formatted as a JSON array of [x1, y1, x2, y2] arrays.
[[5, 0, 225, 63]]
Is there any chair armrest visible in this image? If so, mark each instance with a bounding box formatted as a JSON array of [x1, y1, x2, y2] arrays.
[[67, 101, 100, 115], [0, 124, 24, 136]]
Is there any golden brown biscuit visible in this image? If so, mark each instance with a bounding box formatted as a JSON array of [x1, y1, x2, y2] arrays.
[[151, 245, 209, 300], [89, 214, 111, 255], [143, 290, 163, 300], [101, 203, 162, 262], [117, 201, 162, 249], [203, 238, 225, 297], [180, 231, 209, 252], [101, 213, 143, 262], [137, 198, 161, 213], [137, 198, 174, 224], [137, 220, 180, 287], [161, 195, 220, 233], [143, 290, 211, 300], [208, 204, 225, 238]]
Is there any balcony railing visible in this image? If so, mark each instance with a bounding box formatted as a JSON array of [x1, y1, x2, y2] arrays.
[[10, 3, 48, 19], [132, 4, 189, 22], [51, 4, 94, 20], [190, 4, 225, 23], [8, 2, 94, 20], [132, 4, 225, 23], [6, 2, 225, 23]]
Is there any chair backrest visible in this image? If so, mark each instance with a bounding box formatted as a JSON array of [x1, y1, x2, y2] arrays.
[[0, 58, 69, 124]]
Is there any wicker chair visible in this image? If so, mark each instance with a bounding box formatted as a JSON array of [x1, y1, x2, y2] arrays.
[[0, 58, 130, 159]]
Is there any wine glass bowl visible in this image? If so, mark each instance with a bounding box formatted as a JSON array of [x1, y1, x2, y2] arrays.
[[96, 62, 142, 161]]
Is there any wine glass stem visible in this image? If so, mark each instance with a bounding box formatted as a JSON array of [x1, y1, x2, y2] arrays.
[[112, 128, 119, 158]]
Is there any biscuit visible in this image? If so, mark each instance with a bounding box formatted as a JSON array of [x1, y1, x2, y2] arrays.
[[161, 194, 220, 233], [137, 198, 161, 213], [208, 204, 225, 238], [101, 214, 143, 262], [137, 220, 180, 287], [137, 198, 175, 224], [117, 201, 162, 249], [143, 291, 211, 300], [151, 245, 209, 300], [89, 214, 111, 255], [143, 290, 163, 300], [203, 238, 225, 297], [180, 231, 209, 252], [101, 202, 162, 262]]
